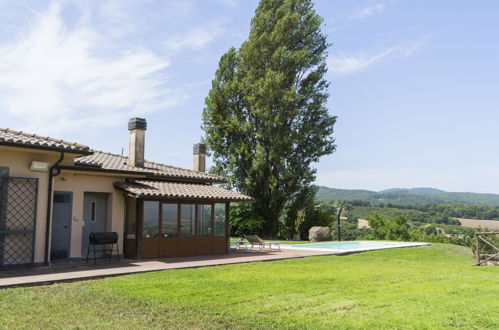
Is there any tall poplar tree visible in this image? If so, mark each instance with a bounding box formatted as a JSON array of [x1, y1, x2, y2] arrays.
[[202, 0, 336, 237]]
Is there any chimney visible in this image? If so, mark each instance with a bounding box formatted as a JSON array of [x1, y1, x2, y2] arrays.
[[193, 143, 206, 172], [128, 118, 147, 167]]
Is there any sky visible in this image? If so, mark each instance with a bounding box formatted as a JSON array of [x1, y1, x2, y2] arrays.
[[0, 1, 498, 193]]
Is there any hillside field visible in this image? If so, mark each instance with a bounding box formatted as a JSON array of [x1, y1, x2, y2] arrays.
[[354, 217, 499, 230], [454, 218, 499, 230], [316, 186, 499, 206]]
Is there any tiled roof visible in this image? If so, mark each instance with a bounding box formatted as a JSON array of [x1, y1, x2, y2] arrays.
[[115, 180, 254, 202], [0, 128, 92, 154], [75, 151, 225, 183]]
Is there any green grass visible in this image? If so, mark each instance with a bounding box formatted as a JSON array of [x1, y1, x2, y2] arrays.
[[1, 244, 498, 329]]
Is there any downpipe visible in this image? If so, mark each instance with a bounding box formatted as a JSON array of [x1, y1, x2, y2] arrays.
[[44, 151, 65, 267]]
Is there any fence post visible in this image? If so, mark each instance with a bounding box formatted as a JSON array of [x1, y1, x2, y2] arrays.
[[475, 233, 480, 266]]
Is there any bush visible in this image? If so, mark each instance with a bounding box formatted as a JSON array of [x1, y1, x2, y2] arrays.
[[366, 212, 411, 241], [299, 208, 333, 240], [331, 215, 370, 240], [230, 203, 264, 237]]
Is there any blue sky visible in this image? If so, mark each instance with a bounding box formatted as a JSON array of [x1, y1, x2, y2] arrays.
[[0, 1, 498, 193]]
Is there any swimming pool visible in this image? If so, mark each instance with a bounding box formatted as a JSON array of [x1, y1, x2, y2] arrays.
[[282, 240, 429, 253]]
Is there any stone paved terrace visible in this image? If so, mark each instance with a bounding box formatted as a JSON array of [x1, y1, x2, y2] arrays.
[[0, 248, 339, 289]]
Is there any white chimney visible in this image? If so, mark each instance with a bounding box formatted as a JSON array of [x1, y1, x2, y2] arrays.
[[193, 143, 206, 172], [128, 118, 147, 167]]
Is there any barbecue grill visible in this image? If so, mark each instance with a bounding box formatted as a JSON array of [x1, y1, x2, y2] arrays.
[[86, 232, 120, 263]]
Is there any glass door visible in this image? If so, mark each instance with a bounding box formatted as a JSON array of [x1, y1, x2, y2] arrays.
[[160, 203, 179, 257]]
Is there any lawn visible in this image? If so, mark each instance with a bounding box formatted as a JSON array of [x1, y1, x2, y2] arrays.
[[1, 244, 498, 329]]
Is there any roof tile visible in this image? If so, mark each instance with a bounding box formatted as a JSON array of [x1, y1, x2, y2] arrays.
[[76, 151, 225, 182], [0, 128, 91, 154], [115, 180, 253, 202]]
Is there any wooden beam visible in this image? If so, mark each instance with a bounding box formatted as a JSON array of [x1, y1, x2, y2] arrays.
[[136, 199, 143, 260], [225, 202, 230, 254], [211, 204, 215, 236], [476, 233, 480, 266], [195, 204, 199, 236], [177, 203, 181, 238]]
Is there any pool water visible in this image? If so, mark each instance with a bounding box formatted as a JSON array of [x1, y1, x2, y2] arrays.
[[285, 240, 429, 253]]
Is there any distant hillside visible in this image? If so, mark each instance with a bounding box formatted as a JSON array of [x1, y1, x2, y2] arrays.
[[315, 186, 499, 207]]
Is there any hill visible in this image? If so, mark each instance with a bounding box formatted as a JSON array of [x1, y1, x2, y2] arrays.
[[315, 186, 499, 207]]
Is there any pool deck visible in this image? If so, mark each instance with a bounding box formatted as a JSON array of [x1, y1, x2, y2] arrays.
[[281, 241, 430, 253], [0, 247, 338, 289]]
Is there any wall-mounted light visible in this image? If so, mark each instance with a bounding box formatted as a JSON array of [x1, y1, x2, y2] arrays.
[[30, 161, 49, 172]]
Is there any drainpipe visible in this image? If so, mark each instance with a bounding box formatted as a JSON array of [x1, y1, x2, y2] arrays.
[[44, 151, 65, 266]]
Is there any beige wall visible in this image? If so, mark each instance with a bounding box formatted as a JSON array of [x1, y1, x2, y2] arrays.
[[0, 146, 129, 262], [54, 172, 126, 258], [0, 146, 77, 263]]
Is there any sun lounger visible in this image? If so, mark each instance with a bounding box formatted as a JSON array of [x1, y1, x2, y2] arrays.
[[244, 235, 281, 251]]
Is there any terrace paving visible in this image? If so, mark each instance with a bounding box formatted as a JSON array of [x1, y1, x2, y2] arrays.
[[0, 247, 337, 288]]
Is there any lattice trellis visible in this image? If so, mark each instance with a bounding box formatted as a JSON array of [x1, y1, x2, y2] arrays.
[[0, 177, 38, 269], [475, 232, 499, 266]]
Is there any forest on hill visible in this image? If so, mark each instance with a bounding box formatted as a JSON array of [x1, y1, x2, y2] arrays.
[[316, 186, 499, 207]]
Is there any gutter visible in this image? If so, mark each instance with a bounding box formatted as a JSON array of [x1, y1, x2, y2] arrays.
[[0, 142, 92, 155], [44, 151, 65, 267]]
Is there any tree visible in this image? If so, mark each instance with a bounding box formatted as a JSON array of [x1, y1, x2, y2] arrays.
[[202, 0, 336, 237], [332, 201, 350, 241], [385, 215, 410, 241], [367, 211, 387, 240]]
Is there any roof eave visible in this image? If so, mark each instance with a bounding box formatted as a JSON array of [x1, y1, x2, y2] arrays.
[[0, 142, 93, 155], [135, 195, 253, 203], [144, 173, 226, 184], [58, 165, 147, 176], [113, 182, 254, 203], [64, 164, 226, 184]]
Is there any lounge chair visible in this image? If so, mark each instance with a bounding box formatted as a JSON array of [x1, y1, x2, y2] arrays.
[[244, 235, 281, 251]]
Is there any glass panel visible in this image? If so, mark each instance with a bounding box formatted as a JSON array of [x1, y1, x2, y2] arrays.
[[125, 197, 136, 239], [90, 201, 97, 222], [180, 204, 195, 237], [198, 205, 213, 236], [215, 204, 226, 237], [53, 193, 70, 204], [143, 201, 159, 239], [162, 203, 178, 238], [0, 167, 8, 178]]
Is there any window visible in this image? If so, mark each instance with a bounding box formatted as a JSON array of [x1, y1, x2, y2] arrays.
[[162, 203, 177, 238], [90, 201, 97, 222], [125, 197, 137, 239], [54, 193, 71, 204], [143, 201, 159, 239], [0, 167, 8, 178], [214, 204, 226, 236], [180, 204, 195, 237], [198, 205, 213, 236]]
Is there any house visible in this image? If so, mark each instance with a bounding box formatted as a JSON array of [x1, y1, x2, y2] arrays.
[[0, 118, 253, 269]]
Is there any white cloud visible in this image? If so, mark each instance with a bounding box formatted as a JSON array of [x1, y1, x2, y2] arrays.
[[0, 3, 178, 134], [350, 3, 387, 19], [213, 0, 238, 7], [329, 37, 430, 75], [164, 20, 227, 52]]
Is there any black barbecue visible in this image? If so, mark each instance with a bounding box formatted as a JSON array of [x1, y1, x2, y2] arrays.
[[86, 232, 120, 263]]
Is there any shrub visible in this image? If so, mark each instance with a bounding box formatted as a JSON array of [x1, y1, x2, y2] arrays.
[[230, 203, 264, 237], [299, 207, 333, 240]]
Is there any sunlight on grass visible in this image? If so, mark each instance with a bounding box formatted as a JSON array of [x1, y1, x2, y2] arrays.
[[1, 244, 498, 329]]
